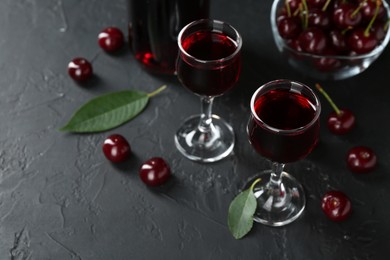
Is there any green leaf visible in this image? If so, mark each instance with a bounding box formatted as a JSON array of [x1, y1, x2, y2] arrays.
[[228, 178, 261, 239], [60, 90, 149, 133], [60, 85, 167, 133], [228, 189, 256, 239]]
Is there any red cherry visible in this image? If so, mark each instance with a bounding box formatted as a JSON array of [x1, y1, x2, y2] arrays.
[[371, 22, 387, 41], [347, 146, 377, 173], [139, 157, 171, 186], [359, 0, 386, 22], [308, 9, 331, 29], [298, 27, 328, 54], [98, 27, 124, 52], [286, 38, 306, 60], [277, 16, 302, 39], [332, 0, 344, 10], [327, 109, 356, 135], [321, 191, 352, 222], [102, 134, 131, 163], [315, 84, 356, 135], [314, 47, 342, 72], [348, 28, 378, 54], [333, 3, 362, 29], [306, 0, 327, 8], [68, 58, 93, 81], [329, 29, 348, 53], [287, 38, 303, 52]]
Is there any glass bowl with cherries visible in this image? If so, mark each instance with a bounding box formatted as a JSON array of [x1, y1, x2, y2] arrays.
[[271, 0, 390, 80]]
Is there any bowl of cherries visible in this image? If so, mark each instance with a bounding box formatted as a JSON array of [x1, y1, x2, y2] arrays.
[[271, 0, 390, 80]]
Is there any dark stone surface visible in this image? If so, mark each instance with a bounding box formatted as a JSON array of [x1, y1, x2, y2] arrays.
[[1, 0, 389, 259]]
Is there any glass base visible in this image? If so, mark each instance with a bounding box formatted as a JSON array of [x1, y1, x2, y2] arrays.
[[174, 114, 235, 163], [244, 170, 306, 227]]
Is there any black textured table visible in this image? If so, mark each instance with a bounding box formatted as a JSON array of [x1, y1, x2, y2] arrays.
[[1, 0, 390, 259]]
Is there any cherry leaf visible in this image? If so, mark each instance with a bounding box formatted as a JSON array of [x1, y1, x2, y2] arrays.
[[60, 85, 166, 133], [228, 178, 261, 239]]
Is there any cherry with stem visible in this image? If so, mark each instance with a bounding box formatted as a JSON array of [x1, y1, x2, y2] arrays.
[[360, 0, 385, 22], [315, 83, 356, 135], [348, 0, 382, 54], [333, 2, 363, 29]]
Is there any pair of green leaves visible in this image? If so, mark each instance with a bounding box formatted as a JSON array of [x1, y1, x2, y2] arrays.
[[60, 85, 166, 133], [228, 178, 261, 239], [60, 84, 258, 240]]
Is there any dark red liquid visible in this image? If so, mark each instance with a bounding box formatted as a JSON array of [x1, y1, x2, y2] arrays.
[[127, 0, 209, 74], [177, 31, 241, 96], [248, 89, 319, 163]]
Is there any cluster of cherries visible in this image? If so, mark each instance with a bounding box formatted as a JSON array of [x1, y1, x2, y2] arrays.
[[317, 84, 377, 221], [68, 27, 125, 81], [67, 27, 172, 186], [276, 0, 389, 71]]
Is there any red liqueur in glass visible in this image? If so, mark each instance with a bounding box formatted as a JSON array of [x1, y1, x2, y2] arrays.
[[177, 31, 241, 96], [244, 80, 321, 227], [174, 19, 242, 163], [248, 88, 320, 163]]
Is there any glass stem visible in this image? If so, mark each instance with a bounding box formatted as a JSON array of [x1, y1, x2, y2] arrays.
[[270, 162, 285, 189], [198, 96, 214, 132]]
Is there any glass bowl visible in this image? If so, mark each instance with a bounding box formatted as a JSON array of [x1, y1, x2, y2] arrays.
[[270, 0, 390, 80]]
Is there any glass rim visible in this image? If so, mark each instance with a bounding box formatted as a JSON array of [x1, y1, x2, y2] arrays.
[[177, 19, 243, 64], [250, 79, 321, 134]]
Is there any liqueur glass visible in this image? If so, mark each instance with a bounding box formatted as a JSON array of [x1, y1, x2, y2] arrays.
[[175, 19, 242, 162], [246, 79, 321, 226]]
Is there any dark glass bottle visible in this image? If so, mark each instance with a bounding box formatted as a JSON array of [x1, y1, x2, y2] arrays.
[[127, 0, 210, 75]]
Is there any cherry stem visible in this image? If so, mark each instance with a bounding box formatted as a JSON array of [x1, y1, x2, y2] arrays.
[[322, 0, 332, 12], [351, 0, 366, 18], [301, 0, 309, 29], [249, 178, 262, 191], [315, 83, 341, 115], [147, 85, 167, 97], [293, 3, 301, 16], [385, 19, 390, 31], [285, 0, 292, 17], [364, 0, 381, 37], [342, 26, 353, 35]]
